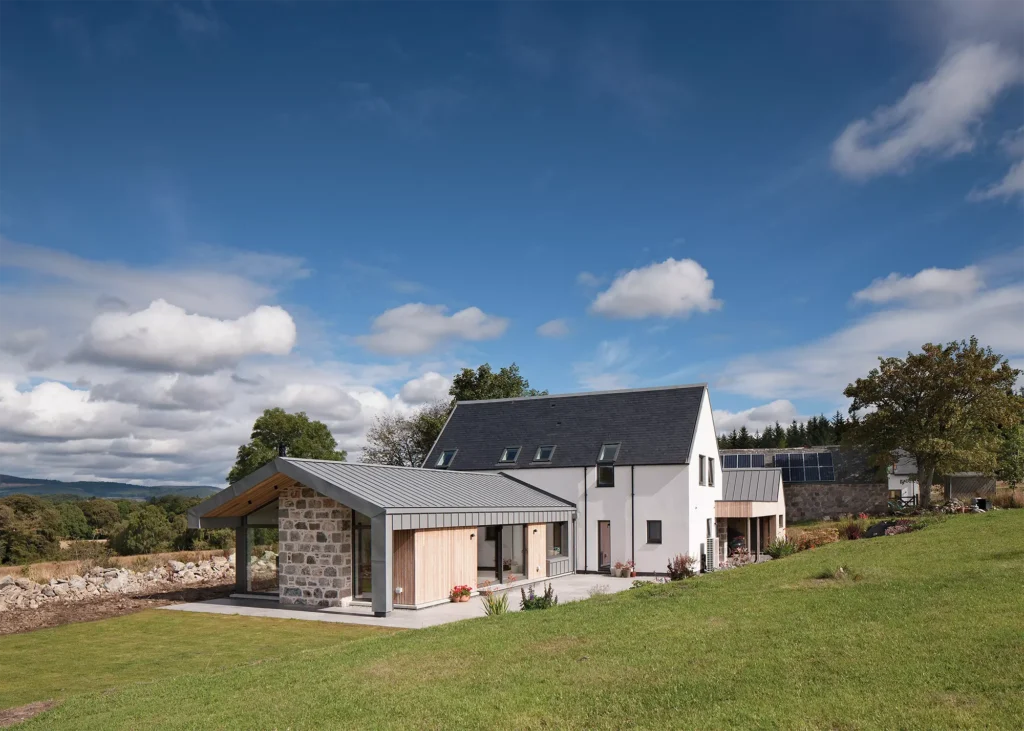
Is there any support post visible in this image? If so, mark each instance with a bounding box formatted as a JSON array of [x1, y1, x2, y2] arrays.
[[495, 525, 503, 583], [234, 523, 248, 594], [370, 513, 393, 617]]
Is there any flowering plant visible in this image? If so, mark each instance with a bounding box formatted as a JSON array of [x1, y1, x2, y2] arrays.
[[449, 584, 472, 601]]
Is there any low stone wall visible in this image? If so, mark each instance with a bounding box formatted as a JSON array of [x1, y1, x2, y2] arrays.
[[278, 485, 353, 607], [785, 482, 889, 522], [0, 556, 234, 613]]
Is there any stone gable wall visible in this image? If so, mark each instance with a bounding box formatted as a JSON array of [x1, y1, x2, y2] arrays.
[[784, 482, 889, 522], [278, 485, 353, 607]]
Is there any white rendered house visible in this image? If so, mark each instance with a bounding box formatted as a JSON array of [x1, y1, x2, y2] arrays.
[[424, 384, 723, 575]]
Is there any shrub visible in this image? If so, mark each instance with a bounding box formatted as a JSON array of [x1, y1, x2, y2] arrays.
[[667, 553, 697, 581], [520, 583, 558, 610], [839, 519, 866, 540], [729, 548, 753, 567], [109, 505, 176, 556], [480, 589, 510, 616], [765, 537, 797, 559], [0, 495, 62, 565]]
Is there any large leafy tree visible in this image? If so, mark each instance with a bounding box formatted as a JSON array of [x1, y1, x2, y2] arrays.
[[364, 362, 545, 467], [0, 495, 62, 565], [843, 338, 1022, 508], [996, 424, 1024, 490], [228, 408, 346, 483]]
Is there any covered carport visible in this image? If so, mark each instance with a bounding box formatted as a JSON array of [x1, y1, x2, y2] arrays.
[[187, 457, 576, 617], [715, 468, 786, 562]]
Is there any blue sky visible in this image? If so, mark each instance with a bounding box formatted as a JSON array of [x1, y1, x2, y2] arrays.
[[1, 1, 1022, 484]]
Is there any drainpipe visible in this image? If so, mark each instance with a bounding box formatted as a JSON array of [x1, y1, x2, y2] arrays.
[[583, 466, 588, 573], [630, 465, 635, 569]]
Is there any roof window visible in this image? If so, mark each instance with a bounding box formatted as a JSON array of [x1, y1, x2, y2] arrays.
[[597, 442, 620, 463], [499, 446, 521, 463], [534, 445, 555, 462]]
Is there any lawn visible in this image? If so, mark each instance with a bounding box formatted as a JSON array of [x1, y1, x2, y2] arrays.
[[4, 511, 1023, 730]]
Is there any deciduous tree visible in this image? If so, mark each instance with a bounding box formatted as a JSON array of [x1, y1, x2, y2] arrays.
[[228, 408, 346, 483], [843, 338, 1022, 508]]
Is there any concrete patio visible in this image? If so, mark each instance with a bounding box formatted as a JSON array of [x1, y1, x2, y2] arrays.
[[163, 573, 637, 629]]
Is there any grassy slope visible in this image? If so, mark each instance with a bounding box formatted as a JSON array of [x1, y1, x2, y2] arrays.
[[7, 511, 1024, 730]]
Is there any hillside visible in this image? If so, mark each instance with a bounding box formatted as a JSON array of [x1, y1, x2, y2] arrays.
[[0, 475, 220, 500], [2, 510, 1021, 729]]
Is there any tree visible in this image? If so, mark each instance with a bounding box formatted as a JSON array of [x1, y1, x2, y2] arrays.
[[55, 501, 92, 540], [737, 426, 752, 448], [449, 363, 546, 402], [81, 499, 122, 536], [996, 424, 1024, 489], [228, 408, 346, 483], [844, 338, 1022, 508], [0, 495, 62, 565], [110, 505, 176, 556]]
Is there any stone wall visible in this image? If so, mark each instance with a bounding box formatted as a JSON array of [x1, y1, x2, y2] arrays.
[[278, 485, 353, 607], [784, 482, 889, 522]]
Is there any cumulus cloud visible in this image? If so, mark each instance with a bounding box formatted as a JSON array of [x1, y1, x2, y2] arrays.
[[71, 299, 297, 374], [399, 372, 451, 405], [714, 400, 805, 435], [0, 328, 47, 355], [590, 258, 721, 319], [537, 318, 570, 338], [831, 43, 1022, 179], [968, 126, 1024, 202], [853, 266, 983, 305], [719, 264, 1024, 400], [0, 381, 129, 441], [357, 303, 508, 356], [89, 374, 235, 411]]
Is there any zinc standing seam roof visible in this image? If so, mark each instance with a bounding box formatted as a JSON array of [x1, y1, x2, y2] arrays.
[[721, 468, 783, 502], [279, 458, 574, 511]]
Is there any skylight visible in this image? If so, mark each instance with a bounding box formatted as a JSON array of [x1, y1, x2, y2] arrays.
[[534, 445, 555, 462], [499, 446, 521, 463], [598, 442, 620, 463], [436, 449, 456, 469]]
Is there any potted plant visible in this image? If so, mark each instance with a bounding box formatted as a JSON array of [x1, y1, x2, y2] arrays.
[[613, 561, 626, 578], [625, 559, 636, 578], [449, 584, 472, 602]]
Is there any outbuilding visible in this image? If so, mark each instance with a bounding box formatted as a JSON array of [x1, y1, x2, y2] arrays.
[[714, 468, 786, 565]]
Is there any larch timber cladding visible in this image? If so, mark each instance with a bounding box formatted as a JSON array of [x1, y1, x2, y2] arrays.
[[278, 485, 352, 607]]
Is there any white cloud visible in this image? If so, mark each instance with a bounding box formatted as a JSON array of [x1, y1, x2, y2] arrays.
[[831, 43, 1022, 179], [0, 381, 129, 441], [0, 328, 47, 355], [357, 303, 508, 356], [969, 127, 1024, 202], [714, 400, 805, 435], [720, 265, 1024, 400], [89, 374, 236, 411], [537, 318, 570, 338], [71, 299, 297, 374], [590, 258, 721, 319], [398, 372, 451, 405], [853, 266, 983, 305]]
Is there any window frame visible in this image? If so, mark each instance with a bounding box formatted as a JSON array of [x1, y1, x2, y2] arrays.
[[646, 519, 663, 544], [596, 464, 615, 488], [709, 458, 715, 487], [597, 442, 621, 463], [699, 455, 706, 486], [498, 446, 521, 464], [435, 449, 457, 469], [533, 445, 556, 463]]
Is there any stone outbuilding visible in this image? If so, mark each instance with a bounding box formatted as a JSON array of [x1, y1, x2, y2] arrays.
[[187, 458, 577, 617]]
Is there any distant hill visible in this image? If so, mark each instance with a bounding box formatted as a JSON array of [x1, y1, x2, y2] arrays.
[[0, 474, 221, 501]]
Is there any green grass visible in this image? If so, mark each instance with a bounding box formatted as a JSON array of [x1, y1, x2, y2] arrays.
[[5, 511, 1024, 730]]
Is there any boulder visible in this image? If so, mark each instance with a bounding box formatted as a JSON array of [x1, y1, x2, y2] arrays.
[[0, 575, 13, 588], [104, 575, 125, 593], [212, 555, 229, 566], [52, 583, 70, 596], [168, 560, 186, 572], [42, 585, 56, 597], [69, 576, 86, 590], [15, 577, 33, 590]]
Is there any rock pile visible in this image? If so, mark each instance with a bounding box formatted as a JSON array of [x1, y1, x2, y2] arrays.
[[0, 554, 236, 613]]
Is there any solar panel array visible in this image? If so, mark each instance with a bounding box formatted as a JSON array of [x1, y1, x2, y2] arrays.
[[720, 452, 835, 482]]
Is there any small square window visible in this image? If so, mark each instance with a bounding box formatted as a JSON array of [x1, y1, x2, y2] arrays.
[[484, 526, 498, 541], [597, 464, 615, 487], [598, 443, 620, 463], [436, 449, 456, 468], [647, 520, 662, 544], [534, 445, 555, 462], [499, 446, 520, 463]]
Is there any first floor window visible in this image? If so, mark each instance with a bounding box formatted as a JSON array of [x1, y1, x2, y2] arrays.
[[597, 464, 615, 487], [647, 520, 662, 544]]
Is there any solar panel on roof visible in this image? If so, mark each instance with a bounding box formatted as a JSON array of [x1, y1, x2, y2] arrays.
[[751, 454, 765, 468], [737, 454, 751, 468]]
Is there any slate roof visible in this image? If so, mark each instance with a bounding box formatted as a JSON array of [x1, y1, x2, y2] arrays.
[[189, 458, 574, 523], [424, 384, 707, 471], [720, 468, 783, 502]]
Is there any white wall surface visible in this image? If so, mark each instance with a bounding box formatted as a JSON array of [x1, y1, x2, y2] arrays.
[[686, 388, 723, 561]]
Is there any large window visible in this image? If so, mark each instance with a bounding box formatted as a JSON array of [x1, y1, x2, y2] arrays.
[[597, 465, 615, 487], [776, 452, 835, 482], [647, 520, 662, 544]]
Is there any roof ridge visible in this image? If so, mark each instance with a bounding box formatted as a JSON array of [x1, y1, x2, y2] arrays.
[[456, 382, 708, 405], [281, 457, 505, 476]]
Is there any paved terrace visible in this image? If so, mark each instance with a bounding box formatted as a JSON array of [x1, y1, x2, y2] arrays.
[[163, 574, 636, 629]]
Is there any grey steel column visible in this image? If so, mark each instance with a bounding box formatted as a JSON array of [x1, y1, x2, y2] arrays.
[[370, 513, 393, 617], [235, 522, 248, 594]]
